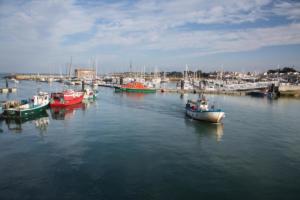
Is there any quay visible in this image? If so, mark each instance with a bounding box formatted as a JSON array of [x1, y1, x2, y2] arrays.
[[159, 88, 247, 96], [4, 69, 300, 98], [158, 87, 300, 98], [279, 85, 300, 97]]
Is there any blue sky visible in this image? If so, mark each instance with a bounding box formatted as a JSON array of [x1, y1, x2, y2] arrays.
[[0, 0, 300, 73]]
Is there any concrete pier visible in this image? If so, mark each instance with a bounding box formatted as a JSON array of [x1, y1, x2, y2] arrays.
[[158, 88, 246, 96]]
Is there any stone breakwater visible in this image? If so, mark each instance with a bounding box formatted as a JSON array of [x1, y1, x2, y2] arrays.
[[6, 74, 64, 80]]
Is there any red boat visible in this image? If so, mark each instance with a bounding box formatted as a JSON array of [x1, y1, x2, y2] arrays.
[[50, 90, 84, 107]]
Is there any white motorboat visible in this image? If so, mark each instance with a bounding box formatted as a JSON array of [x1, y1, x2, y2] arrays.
[[185, 96, 225, 123]]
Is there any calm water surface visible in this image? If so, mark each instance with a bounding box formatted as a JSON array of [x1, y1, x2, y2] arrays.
[[0, 80, 300, 200]]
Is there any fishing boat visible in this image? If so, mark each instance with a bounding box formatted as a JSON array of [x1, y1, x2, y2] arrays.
[[1, 92, 49, 119], [185, 96, 225, 123], [115, 82, 156, 93], [83, 88, 98, 100], [50, 90, 84, 107]]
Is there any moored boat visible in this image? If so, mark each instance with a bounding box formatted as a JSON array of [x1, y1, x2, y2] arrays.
[[115, 82, 156, 93], [246, 90, 267, 97], [1, 92, 49, 119], [50, 90, 84, 107], [186, 96, 225, 123], [83, 88, 98, 100]]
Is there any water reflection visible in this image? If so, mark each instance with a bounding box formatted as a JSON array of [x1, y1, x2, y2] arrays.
[[185, 118, 224, 142], [2, 110, 49, 133], [50, 100, 96, 120], [50, 103, 84, 120], [122, 92, 146, 100], [82, 99, 97, 110]]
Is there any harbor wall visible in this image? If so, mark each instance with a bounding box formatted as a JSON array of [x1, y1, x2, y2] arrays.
[[279, 85, 300, 98]]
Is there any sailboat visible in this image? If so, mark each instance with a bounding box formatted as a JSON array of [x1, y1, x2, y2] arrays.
[[161, 71, 169, 83], [152, 67, 161, 86], [177, 65, 193, 90]]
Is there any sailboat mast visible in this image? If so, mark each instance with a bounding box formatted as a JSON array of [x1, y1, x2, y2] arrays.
[[95, 58, 98, 79], [69, 56, 72, 79], [129, 60, 132, 78]]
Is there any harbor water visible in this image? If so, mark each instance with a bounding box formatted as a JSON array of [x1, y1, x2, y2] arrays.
[[1, 80, 300, 200]]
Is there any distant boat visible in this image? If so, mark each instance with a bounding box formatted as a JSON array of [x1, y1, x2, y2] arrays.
[[115, 82, 156, 93], [64, 80, 75, 86], [83, 88, 98, 100], [1, 92, 49, 119], [177, 65, 194, 90], [152, 67, 161, 87], [177, 80, 194, 90], [50, 90, 84, 107], [161, 72, 169, 83], [186, 96, 225, 123], [246, 83, 280, 99], [246, 90, 267, 97], [10, 78, 19, 84], [267, 83, 280, 99]]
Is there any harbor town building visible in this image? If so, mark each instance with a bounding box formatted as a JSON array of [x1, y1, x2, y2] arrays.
[[74, 68, 96, 79]]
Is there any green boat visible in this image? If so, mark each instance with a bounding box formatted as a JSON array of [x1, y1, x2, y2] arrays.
[[115, 82, 156, 93], [115, 87, 156, 93], [1, 92, 50, 119]]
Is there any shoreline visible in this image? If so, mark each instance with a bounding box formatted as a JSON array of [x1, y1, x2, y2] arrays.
[[2, 73, 300, 98]]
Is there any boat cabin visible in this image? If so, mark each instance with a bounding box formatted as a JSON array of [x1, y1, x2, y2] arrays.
[[186, 98, 210, 111]]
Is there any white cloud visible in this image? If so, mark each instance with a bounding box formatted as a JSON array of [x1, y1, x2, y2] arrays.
[[142, 23, 300, 55], [272, 1, 300, 20], [0, 0, 300, 72]]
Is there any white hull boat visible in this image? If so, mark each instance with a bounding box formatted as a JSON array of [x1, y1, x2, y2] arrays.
[[186, 109, 225, 123], [185, 97, 225, 123]]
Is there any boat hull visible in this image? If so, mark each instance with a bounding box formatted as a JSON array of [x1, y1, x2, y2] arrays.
[[186, 109, 225, 123], [50, 95, 84, 107], [1, 103, 49, 119], [115, 87, 156, 93], [83, 95, 96, 100], [246, 91, 266, 97]]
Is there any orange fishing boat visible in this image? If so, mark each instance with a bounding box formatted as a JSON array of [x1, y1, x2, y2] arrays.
[[115, 82, 156, 93]]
